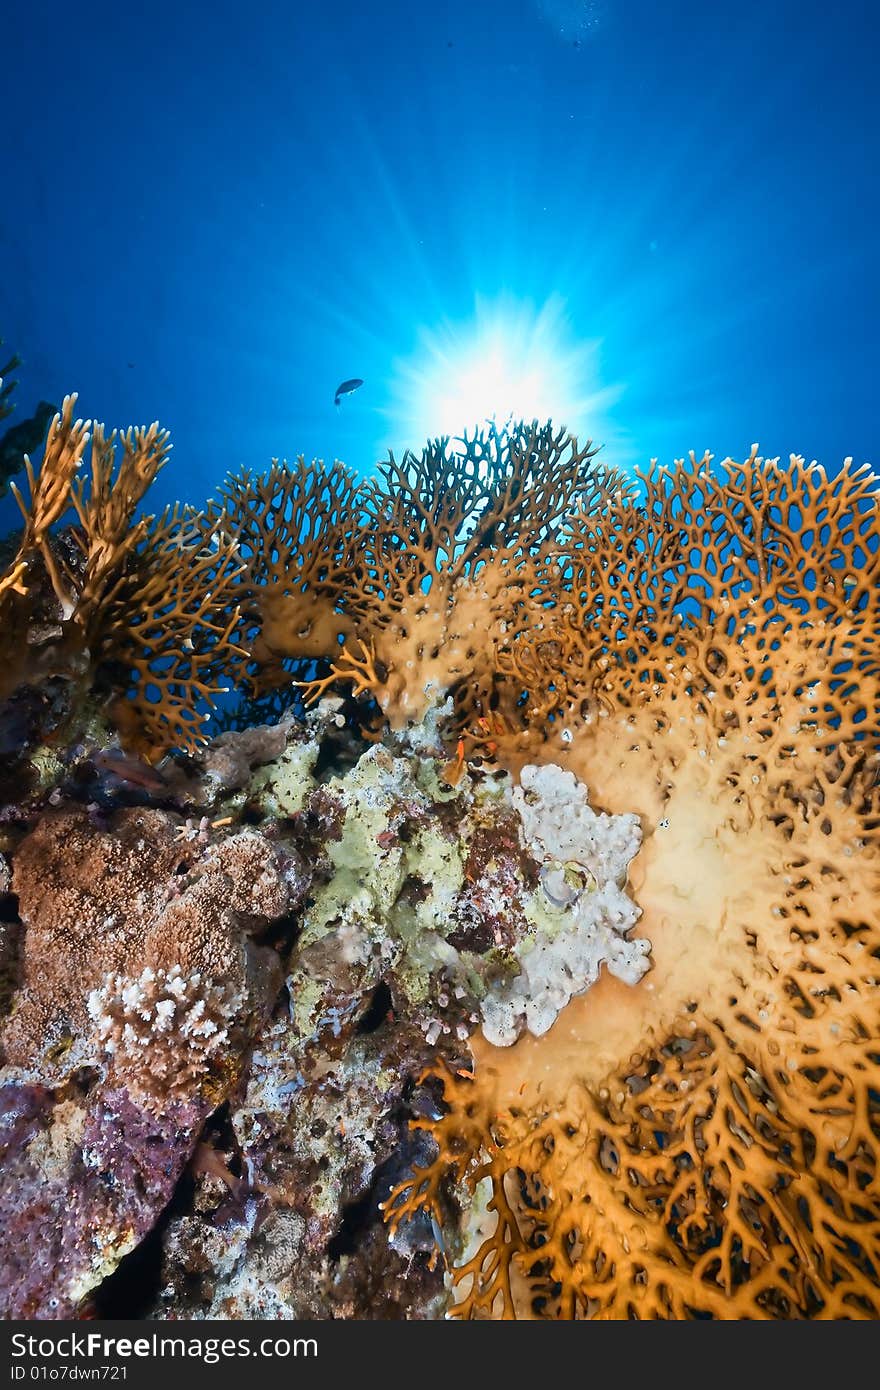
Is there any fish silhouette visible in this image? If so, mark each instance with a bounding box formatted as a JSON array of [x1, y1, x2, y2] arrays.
[[334, 377, 363, 406]]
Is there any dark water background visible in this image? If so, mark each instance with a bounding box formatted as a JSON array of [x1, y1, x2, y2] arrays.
[[0, 0, 877, 523]]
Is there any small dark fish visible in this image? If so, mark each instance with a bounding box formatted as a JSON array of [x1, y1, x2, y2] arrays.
[[334, 377, 363, 406]]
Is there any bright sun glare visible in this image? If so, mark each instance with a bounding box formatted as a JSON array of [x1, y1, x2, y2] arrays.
[[431, 339, 561, 436], [388, 295, 626, 456]]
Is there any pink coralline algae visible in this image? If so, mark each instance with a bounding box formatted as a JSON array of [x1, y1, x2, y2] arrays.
[[0, 1080, 212, 1318]]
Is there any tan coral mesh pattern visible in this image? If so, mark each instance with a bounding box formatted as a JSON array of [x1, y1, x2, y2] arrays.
[[385, 446, 880, 1320]]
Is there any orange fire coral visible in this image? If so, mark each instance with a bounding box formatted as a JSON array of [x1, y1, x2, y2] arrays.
[[213, 455, 368, 680], [0, 396, 246, 757], [217, 422, 627, 733], [92, 504, 248, 758], [385, 445, 880, 1320], [0, 395, 90, 606], [503, 444, 879, 736]]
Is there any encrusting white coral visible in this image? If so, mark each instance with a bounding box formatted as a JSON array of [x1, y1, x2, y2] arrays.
[[480, 764, 648, 1046], [511, 763, 642, 884], [268, 730, 651, 1052]]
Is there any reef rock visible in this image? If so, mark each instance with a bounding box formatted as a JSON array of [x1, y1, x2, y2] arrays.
[[0, 713, 647, 1319]]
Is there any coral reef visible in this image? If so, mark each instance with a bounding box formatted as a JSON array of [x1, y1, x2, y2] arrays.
[[0, 799, 300, 1317], [87, 966, 243, 1111], [0, 699, 649, 1318], [0, 398, 245, 761], [0, 403, 878, 1322], [385, 446, 880, 1320], [3, 805, 302, 1079], [151, 731, 648, 1318], [214, 421, 625, 733], [482, 763, 647, 1046]]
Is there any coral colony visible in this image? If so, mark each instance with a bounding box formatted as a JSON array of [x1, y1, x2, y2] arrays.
[[0, 370, 878, 1320]]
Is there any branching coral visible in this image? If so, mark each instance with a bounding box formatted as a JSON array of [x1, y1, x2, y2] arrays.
[[385, 445, 880, 1320], [68, 416, 173, 616], [506, 445, 880, 736], [213, 456, 369, 677], [216, 422, 627, 734], [3, 392, 879, 1320], [0, 394, 90, 605], [0, 397, 246, 757], [92, 505, 248, 758]]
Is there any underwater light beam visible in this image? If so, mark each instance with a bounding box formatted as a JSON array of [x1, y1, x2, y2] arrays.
[[387, 296, 629, 458]]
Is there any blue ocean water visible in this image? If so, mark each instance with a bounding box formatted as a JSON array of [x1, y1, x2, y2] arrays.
[[0, 0, 877, 527]]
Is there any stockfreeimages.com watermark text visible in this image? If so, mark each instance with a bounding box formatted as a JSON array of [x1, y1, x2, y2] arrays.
[[10, 1332, 316, 1369]]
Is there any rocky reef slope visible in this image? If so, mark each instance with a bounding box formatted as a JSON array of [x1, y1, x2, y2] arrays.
[[0, 703, 645, 1319]]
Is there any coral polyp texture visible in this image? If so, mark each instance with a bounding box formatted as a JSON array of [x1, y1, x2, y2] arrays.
[[87, 965, 241, 1110], [0, 397, 878, 1321]]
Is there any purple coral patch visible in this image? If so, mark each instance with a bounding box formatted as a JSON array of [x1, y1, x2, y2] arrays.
[[0, 1079, 210, 1319]]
